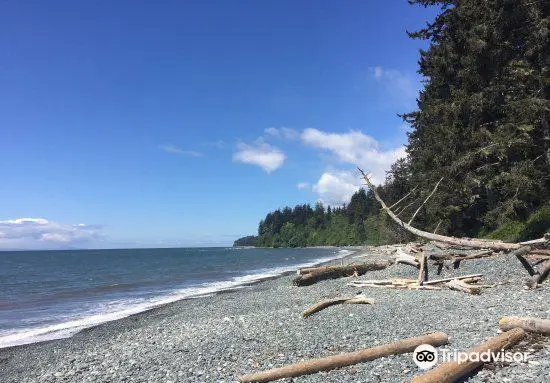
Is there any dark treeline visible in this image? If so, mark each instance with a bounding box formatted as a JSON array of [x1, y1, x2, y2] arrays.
[[234, 0, 550, 248], [235, 187, 414, 247]]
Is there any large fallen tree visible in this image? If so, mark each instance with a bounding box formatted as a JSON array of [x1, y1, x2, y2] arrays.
[[358, 168, 550, 288]]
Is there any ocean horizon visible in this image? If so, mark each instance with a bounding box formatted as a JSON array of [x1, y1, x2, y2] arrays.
[[0, 247, 353, 349]]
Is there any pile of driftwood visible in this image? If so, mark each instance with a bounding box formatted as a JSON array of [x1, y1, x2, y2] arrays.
[[356, 168, 550, 290], [348, 273, 492, 294], [238, 316, 550, 382], [293, 169, 549, 291]]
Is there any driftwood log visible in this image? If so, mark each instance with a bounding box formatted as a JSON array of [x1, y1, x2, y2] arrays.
[[499, 316, 550, 334], [237, 332, 449, 383], [302, 296, 375, 318], [410, 328, 525, 383], [446, 279, 482, 295], [293, 260, 393, 286], [394, 249, 420, 268]]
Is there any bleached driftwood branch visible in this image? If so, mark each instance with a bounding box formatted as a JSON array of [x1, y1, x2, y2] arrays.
[[302, 296, 375, 318]]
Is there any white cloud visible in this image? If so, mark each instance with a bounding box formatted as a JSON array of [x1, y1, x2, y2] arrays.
[[0, 218, 103, 249], [0, 217, 50, 225], [313, 171, 363, 206], [301, 128, 406, 185], [296, 182, 310, 190], [370, 66, 420, 108], [41, 232, 71, 243], [264, 127, 299, 140], [233, 141, 286, 173], [159, 144, 203, 157]]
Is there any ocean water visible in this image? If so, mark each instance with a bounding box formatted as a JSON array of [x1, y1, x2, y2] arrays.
[[0, 247, 351, 348]]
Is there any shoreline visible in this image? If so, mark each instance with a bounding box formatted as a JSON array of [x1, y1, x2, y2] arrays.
[[1, 246, 548, 382], [0, 248, 362, 351]]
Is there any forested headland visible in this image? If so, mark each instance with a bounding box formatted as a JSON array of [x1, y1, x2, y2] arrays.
[[234, 0, 550, 248]]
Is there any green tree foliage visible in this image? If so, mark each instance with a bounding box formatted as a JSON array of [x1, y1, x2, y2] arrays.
[[233, 235, 258, 247], [402, 0, 549, 237], [237, 188, 411, 248]]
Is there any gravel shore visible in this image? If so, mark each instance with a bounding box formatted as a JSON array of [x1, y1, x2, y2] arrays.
[[1, 247, 549, 382]]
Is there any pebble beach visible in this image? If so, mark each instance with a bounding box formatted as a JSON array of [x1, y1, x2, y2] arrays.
[[1, 247, 549, 382]]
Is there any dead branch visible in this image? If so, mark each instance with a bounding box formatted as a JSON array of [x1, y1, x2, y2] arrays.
[[408, 177, 444, 225], [452, 250, 495, 268], [499, 316, 550, 334], [422, 274, 483, 285], [237, 332, 449, 383], [302, 296, 375, 318], [348, 278, 443, 290], [410, 328, 525, 383], [394, 198, 418, 216], [349, 278, 417, 286], [433, 220, 442, 234], [348, 283, 442, 291], [407, 285, 443, 290], [389, 185, 418, 209]]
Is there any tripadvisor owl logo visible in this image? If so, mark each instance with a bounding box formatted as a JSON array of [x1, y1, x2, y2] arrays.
[[413, 344, 438, 369]]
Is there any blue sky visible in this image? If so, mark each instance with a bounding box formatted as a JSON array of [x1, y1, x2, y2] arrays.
[[0, 1, 438, 249]]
